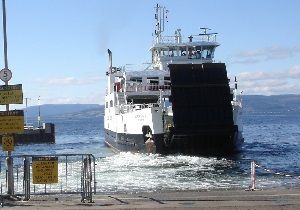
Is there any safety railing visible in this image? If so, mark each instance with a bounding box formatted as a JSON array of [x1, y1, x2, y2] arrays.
[[0, 154, 96, 202], [126, 84, 171, 92]]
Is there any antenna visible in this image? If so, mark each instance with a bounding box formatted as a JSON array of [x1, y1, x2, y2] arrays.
[[38, 96, 41, 127], [200, 27, 211, 34], [199, 28, 218, 41], [235, 76, 238, 89], [154, 4, 168, 43], [24, 97, 31, 126]]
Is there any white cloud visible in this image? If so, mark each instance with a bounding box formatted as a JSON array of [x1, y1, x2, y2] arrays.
[[287, 65, 300, 78], [45, 76, 105, 86], [239, 81, 300, 95], [232, 45, 300, 64], [38, 92, 105, 105], [234, 65, 300, 95], [47, 77, 79, 85], [238, 71, 271, 81]]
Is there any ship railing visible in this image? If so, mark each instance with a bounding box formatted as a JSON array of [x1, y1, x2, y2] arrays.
[[125, 84, 171, 92], [124, 63, 152, 72], [154, 34, 217, 44], [192, 34, 217, 42]]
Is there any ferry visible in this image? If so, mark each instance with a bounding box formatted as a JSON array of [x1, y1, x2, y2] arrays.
[[104, 4, 243, 155]]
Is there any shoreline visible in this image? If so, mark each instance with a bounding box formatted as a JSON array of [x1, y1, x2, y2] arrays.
[[2, 187, 300, 209]]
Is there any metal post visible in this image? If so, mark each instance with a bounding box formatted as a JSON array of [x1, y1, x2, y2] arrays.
[[2, 0, 8, 70], [92, 155, 96, 195], [81, 157, 86, 202], [87, 155, 92, 203], [16, 166, 18, 191], [80, 155, 93, 203], [2, 0, 14, 195], [0, 183, 3, 207], [65, 156, 68, 190], [250, 160, 256, 190], [24, 157, 30, 201], [6, 156, 13, 195]]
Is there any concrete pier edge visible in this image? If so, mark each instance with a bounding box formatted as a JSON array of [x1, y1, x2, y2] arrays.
[[1, 188, 300, 209]]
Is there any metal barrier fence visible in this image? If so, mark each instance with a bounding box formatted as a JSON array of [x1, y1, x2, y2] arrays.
[[0, 154, 96, 202]]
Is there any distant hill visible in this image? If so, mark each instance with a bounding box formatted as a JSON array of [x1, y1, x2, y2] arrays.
[[24, 104, 103, 118], [23, 95, 300, 119], [243, 95, 300, 114]]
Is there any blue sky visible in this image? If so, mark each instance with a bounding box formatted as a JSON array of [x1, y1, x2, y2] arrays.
[[1, 0, 300, 108]]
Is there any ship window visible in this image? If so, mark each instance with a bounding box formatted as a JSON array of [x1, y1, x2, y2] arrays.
[[196, 50, 201, 59], [129, 77, 142, 83], [164, 77, 171, 86], [201, 47, 214, 59], [160, 49, 169, 56], [188, 47, 197, 59], [110, 100, 113, 107], [168, 49, 180, 57], [106, 102, 108, 108], [147, 77, 159, 84]]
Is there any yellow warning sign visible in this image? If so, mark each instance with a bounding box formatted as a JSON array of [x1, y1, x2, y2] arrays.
[[2, 135, 14, 151], [0, 110, 24, 134], [0, 84, 23, 104], [32, 157, 58, 184]]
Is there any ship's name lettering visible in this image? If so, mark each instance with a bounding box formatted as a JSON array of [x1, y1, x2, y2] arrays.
[[135, 114, 146, 118]]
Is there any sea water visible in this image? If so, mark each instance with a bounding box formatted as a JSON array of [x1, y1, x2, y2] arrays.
[[9, 111, 300, 193]]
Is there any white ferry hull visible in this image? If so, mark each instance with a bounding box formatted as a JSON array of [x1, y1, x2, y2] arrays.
[[104, 127, 243, 155]]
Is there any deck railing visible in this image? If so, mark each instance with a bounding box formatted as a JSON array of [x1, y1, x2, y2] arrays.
[[125, 84, 170, 92]]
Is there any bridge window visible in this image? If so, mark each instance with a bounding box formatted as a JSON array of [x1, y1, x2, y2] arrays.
[[129, 77, 142, 83], [164, 77, 171, 88], [164, 76, 170, 81], [160, 50, 169, 56], [147, 77, 159, 84], [198, 46, 215, 59], [181, 50, 186, 56]]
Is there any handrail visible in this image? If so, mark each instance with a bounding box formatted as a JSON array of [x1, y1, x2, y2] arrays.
[[153, 34, 217, 44], [126, 84, 171, 92]]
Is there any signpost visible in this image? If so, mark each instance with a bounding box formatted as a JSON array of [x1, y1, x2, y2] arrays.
[[0, 68, 12, 82], [0, 110, 24, 134], [32, 157, 58, 184], [0, 84, 23, 104], [2, 134, 14, 151]]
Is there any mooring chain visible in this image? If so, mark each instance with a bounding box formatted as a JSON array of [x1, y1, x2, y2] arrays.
[[254, 162, 300, 179]]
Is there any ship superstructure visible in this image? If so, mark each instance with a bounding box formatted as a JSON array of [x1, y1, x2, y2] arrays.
[[104, 4, 243, 155]]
